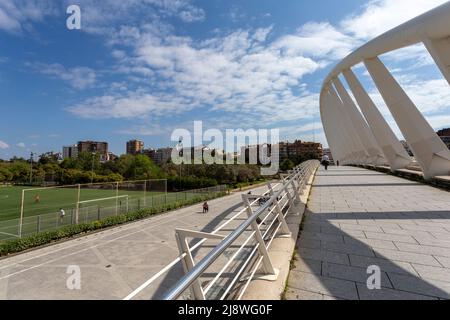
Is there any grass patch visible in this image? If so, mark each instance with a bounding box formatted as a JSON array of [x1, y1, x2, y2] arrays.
[[0, 191, 227, 257]]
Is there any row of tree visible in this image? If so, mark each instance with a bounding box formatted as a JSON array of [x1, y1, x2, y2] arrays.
[[0, 152, 265, 190]]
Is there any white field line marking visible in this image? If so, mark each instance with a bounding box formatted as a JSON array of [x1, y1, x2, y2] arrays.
[[0, 231, 18, 238], [122, 185, 277, 300], [0, 189, 258, 280], [0, 191, 244, 271], [0, 201, 209, 273], [0, 216, 186, 281]]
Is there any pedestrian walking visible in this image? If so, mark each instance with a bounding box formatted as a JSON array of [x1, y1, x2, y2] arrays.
[[203, 202, 209, 213], [321, 154, 330, 170]]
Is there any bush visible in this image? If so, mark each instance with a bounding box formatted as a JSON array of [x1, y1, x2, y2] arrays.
[[0, 191, 227, 257]]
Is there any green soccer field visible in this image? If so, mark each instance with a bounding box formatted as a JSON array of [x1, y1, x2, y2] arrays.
[[0, 184, 219, 240], [0, 185, 164, 222]]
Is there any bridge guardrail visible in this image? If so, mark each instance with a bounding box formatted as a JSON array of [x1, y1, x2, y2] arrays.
[[160, 160, 319, 300]]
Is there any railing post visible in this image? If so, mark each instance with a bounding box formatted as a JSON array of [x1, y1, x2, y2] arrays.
[[291, 177, 301, 203], [175, 232, 205, 300], [174, 229, 225, 300], [267, 183, 291, 237], [281, 175, 296, 210], [242, 195, 279, 280]]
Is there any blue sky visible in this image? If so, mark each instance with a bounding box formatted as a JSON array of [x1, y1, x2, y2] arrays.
[[1, 0, 450, 159]]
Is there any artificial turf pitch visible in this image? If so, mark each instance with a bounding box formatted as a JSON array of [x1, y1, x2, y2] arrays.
[[0, 185, 208, 240]]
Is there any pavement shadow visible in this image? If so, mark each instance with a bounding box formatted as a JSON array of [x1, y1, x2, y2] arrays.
[[150, 199, 248, 299], [288, 166, 450, 300], [289, 214, 450, 299]]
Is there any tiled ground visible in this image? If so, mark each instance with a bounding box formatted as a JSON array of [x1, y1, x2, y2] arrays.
[[286, 166, 450, 300]]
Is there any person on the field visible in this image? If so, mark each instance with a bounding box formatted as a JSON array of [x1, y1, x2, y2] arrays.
[[59, 208, 66, 222], [34, 194, 40, 203], [321, 154, 330, 170]]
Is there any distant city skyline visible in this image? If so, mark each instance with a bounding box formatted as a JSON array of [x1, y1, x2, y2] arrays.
[[1, 0, 450, 159]]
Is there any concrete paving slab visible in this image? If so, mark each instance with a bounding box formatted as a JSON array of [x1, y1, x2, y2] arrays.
[[285, 166, 450, 300]]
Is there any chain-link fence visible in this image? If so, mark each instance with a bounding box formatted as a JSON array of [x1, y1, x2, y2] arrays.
[[0, 181, 226, 241]]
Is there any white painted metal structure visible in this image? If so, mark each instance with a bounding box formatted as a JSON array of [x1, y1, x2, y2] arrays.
[[320, 1, 450, 180], [123, 161, 318, 300]]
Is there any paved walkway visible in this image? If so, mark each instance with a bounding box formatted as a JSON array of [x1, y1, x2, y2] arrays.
[[286, 166, 450, 300], [0, 184, 271, 300]]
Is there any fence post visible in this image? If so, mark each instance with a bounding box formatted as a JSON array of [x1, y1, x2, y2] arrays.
[[97, 205, 101, 221], [115, 182, 119, 216], [19, 189, 25, 238], [138, 199, 141, 211], [75, 184, 81, 224], [37, 215, 41, 234], [144, 180, 147, 207]]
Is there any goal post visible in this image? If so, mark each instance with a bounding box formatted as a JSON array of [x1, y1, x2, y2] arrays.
[[17, 178, 169, 237], [78, 195, 129, 219]]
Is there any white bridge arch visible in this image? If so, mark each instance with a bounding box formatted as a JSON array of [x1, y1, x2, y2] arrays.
[[320, 1, 450, 180]]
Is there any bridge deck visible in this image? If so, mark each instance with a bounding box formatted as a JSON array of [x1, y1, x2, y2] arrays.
[[286, 166, 450, 300]]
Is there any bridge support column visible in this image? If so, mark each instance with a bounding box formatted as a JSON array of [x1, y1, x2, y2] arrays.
[[320, 93, 347, 164], [342, 68, 411, 171], [364, 57, 450, 179], [332, 77, 386, 166], [424, 37, 450, 85], [328, 87, 369, 164], [323, 91, 358, 164]]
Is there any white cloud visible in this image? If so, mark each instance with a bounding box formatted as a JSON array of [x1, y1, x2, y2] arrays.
[[426, 114, 450, 131], [69, 28, 322, 123], [68, 92, 195, 118], [0, 140, 9, 149], [60, 0, 204, 34], [273, 22, 360, 61], [28, 62, 97, 89], [341, 0, 449, 40], [117, 124, 167, 136], [382, 44, 434, 68], [17, 142, 26, 148], [0, 0, 57, 33], [179, 6, 205, 22]]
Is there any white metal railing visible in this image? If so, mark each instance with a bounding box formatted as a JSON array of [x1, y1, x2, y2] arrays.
[[158, 160, 319, 300], [123, 161, 319, 300]]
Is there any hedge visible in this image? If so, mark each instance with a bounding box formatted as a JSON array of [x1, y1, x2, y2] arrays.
[[0, 191, 227, 257]]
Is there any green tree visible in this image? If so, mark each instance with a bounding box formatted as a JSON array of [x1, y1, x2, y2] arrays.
[[125, 155, 161, 180], [0, 167, 13, 182], [280, 159, 295, 172]]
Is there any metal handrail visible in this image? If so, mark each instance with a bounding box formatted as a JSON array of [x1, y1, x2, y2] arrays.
[[163, 160, 319, 300], [124, 181, 282, 300]]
